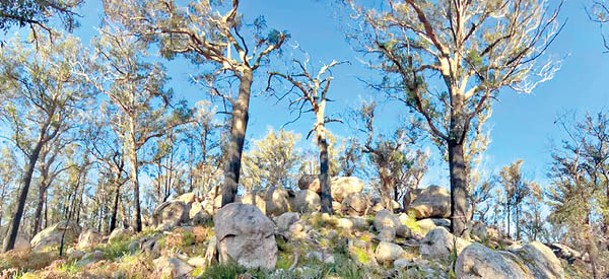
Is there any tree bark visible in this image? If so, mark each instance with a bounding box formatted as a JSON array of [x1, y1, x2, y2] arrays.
[[448, 140, 468, 237], [32, 188, 46, 237], [2, 141, 43, 252], [222, 69, 253, 206], [129, 150, 142, 232], [319, 137, 333, 214], [109, 181, 121, 233]]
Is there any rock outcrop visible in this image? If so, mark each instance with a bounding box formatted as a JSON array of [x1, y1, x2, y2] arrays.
[[456, 242, 564, 279], [374, 241, 404, 265], [298, 174, 321, 193], [239, 192, 267, 214], [341, 192, 369, 216], [214, 203, 277, 269], [291, 190, 321, 213], [407, 185, 451, 219], [152, 201, 188, 231], [153, 256, 193, 278], [331, 177, 364, 203], [30, 221, 81, 252], [77, 229, 102, 249], [265, 187, 290, 217], [420, 227, 471, 259], [456, 243, 529, 279]]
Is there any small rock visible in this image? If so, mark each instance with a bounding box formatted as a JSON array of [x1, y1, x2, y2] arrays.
[[67, 248, 85, 259], [393, 258, 410, 269], [153, 256, 193, 279], [187, 256, 206, 268]]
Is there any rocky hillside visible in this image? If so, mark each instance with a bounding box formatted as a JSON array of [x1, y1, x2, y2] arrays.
[[0, 180, 593, 278]]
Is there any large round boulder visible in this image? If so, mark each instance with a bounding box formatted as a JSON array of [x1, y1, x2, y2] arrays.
[[298, 174, 321, 193], [78, 229, 102, 249], [331, 177, 364, 203], [291, 190, 321, 213], [14, 235, 31, 253], [341, 192, 369, 217], [456, 243, 530, 279], [265, 187, 290, 217], [239, 192, 267, 214], [214, 203, 277, 269], [420, 227, 471, 259], [31, 221, 81, 252], [510, 242, 564, 279], [407, 185, 450, 219], [152, 201, 188, 231], [374, 241, 404, 265]]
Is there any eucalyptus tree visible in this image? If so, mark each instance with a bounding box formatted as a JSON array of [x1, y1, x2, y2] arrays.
[[0, 33, 93, 252], [0, 0, 82, 34], [241, 129, 301, 194], [355, 101, 428, 210], [104, 0, 288, 206], [499, 160, 537, 240], [349, 0, 563, 236], [85, 121, 128, 233], [268, 60, 344, 214], [31, 139, 75, 236], [88, 27, 191, 232], [0, 147, 18, 236]]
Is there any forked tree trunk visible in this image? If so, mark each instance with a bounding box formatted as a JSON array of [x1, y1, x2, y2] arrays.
[[448, 140, 468, 237], [222, 69, 253, 206], [2, 141, 44, 252], [319, 137, 332, 214]]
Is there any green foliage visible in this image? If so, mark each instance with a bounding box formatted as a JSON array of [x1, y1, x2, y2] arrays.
[[99, 239, 132, 260], [198, 262, 246, 279], [241, 128, 302, 191]]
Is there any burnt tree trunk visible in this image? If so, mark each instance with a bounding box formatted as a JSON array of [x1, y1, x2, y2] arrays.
[[2, 141, 44, 252], [222, 69, 253, 206], [448, 139, 468, 237], [319, 137, 333, 214]]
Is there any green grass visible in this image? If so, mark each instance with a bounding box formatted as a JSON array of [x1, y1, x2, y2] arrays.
[[401, 213, 423, 235], [57, 260, 81, 275]]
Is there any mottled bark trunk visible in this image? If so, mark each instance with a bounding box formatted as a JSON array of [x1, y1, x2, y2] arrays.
[[222, 69, 253, 206], [448, 140, 468, 237], [319, 137, 332, 214], [2, 141, 44, 252]]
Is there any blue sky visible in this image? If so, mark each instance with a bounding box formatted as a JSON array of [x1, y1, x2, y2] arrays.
[[19, 0, 609, 187]]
